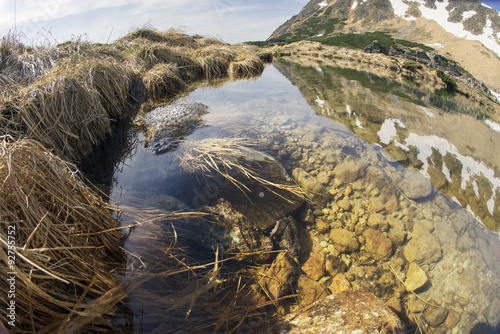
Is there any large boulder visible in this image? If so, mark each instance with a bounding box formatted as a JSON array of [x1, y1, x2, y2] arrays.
[[364, 40, 389, 55]]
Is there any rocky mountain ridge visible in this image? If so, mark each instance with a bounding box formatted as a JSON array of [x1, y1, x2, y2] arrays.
[[268, 0, 500, 94]]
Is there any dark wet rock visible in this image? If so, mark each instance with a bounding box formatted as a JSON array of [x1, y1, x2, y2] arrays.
[[363, 228, 393, 260], [142, 102, 208, 154], [423, 307, 449, 327], [398, 169, 437, 200], [333, 159, 368, 184], [255, 291, 406, 333], [329, 228, 360, 253], [273, 216, 302, 258], [261, 252, 297, 300], [325, 255, 347, 276], [197, 199, 274, 262]]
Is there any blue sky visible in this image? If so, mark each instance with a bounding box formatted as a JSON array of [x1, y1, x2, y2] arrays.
[[0, 0, 308, 45], [0, 0, 499, 45]]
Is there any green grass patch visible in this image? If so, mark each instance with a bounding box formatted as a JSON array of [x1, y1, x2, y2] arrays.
[[436, 69, 457, 90]]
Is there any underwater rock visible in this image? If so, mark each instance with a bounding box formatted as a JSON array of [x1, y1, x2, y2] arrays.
[[404, 262, 428, 292], [423, 307, 449, 328], [329, 273, 352, 293], [142, 102, 208, 154], [398, 169, 437, 200], [363, 228, 393, 260], [403, 232, 442, 265], [261, 252, 297, 300], [333, 159, 368, 185], [302, 252, 325, 281], [255, 291, 406, 333], [329, 228, 360, 253]]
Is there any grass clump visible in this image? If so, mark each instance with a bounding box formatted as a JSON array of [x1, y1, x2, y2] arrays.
[[402, 60, 423, 71], [436, 69, 457, 90], [16, 56, 134, 160], [229, 56, 265, 79], [143, 63, 186, 101], [0, 138, 124, 333]]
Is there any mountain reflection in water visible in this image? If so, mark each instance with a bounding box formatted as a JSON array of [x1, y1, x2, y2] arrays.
[[94, 63, 500, 332], [274, 59, 500, 231]]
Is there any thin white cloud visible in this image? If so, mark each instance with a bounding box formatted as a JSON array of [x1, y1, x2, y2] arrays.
[[2, 0, 308, 44]]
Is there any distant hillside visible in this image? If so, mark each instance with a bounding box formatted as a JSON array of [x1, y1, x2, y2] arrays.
[[268, 0, 500, 93]]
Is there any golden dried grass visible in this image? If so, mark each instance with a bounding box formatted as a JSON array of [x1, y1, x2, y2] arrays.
[[143, 63, 186, 101], [196, 55, 229, 81], [0, 138, 124, 333], [229, 56, 265, 79], [16, 56, 133, 160], [178, 138, 310, 202]]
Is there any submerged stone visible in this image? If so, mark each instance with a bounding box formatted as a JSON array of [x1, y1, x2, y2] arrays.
[[404, 262, 428, 292], [398, 169, 437, 200], [142, 102, 208, 154], [329, 228, 360, 253], [254, 291, 406, 333]]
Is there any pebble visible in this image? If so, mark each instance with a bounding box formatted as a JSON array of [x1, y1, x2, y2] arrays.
[[329, 228, 360, 253], [363, 229, 393, 260], [404, 262, 428, 292], [329, 273, 352, 293], [424, 308, 449, 327], [302, 252, 326, 281]]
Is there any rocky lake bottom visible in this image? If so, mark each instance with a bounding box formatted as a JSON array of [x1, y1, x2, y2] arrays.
[[90, 62, 500, 333]]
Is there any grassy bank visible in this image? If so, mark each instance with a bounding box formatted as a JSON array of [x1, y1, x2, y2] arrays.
[[0, 27, 271, 333]]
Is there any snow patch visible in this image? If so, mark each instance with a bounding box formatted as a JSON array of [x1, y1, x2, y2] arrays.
[[420, 106, 435, 118], [426, 42, 444, 48], [487, 197, 496, 215], [355, 118, 363, 128], [319, 1, 328, 9], [442, 164, 453, 183], [485, 119, 500, 133], [403, 133, 500, 198], [315, 96, 325, 107], [346, 104, 352, 116], [377, 118, 405, 145], [390, 0, 500, 56], [490, 89, 500, 102], [462, 10, 477, 20]]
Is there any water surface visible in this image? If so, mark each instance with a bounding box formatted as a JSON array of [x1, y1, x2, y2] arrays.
[[94, 63, 500, 333]]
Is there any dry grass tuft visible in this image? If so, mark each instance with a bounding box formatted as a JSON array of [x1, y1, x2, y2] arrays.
[[15, 56, 133, 160], [0, 138, 124, 333], [178, 138, 311, 202], [196, 45, 237, 63], [143, 63, 186, 101], [229, 56, 265, 79], [120, 27, 197, 48], [196, 55, 229, 81]]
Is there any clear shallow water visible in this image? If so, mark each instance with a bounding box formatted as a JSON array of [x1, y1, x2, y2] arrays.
[[274, 59, 500, 231], [95, 64, 500, 333]]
